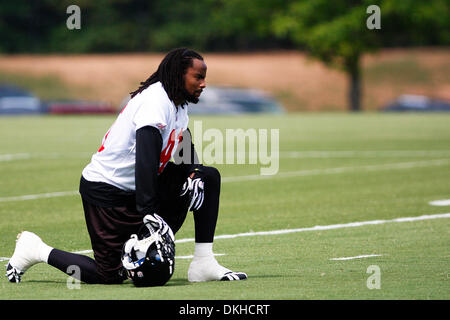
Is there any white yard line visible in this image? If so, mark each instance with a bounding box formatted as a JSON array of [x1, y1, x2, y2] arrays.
[[175, 253, 225, 260], [2, 150, 449, 162], [221, 158, 450, 182], [0, 153, 31, 161], [429, 199, 450, 206], [1, 159, 449, 203], [281, 150, 450, 158], [329, 254, 383, 261], [0, 252, 225, 262], [1, 213, 449, 262], [0, 191, 79, 203], [175, 212, 450, 243], [0, 152, 91, 162]]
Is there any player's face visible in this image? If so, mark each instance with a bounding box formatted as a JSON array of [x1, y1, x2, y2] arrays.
[[184, 58, 207, 104]]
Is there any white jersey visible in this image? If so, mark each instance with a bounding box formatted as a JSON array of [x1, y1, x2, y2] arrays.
[[82, 82, 189, 191]]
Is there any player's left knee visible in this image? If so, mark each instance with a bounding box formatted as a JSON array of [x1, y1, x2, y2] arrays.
[[202, 166, 221, 187]]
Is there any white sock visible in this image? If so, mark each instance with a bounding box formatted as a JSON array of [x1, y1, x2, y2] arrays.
[[188, 243, 231, 282], [193, 242, 214, 259], [189, 243, 247, 281], [39, 242, 53, 263]]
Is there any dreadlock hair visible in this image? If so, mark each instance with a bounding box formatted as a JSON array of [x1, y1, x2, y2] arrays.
[[130, 48, 204, 107]]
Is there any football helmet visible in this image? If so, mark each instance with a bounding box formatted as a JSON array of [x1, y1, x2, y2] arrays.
[[121, 214, 175, 287]]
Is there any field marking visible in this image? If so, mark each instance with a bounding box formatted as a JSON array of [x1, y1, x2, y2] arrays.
[[72, 251, 225, 260], [72, 249, 93, 254], [175, 253, 225, 260], [0, 191, 79, 203], [71, 250, 225, 259], [0, 153, 32, 161], [0, 152, 91, 162], [2, 150, 449, 162], [174, 212, 450, 243], [1, 213, 449, 262], [222, 158, 450, 183], [1, 159, 449, 203], [281, 150, 450, 158], [0, 253, 225, 262], [329, 254, 383, 261], [429, 199, 450, 206]]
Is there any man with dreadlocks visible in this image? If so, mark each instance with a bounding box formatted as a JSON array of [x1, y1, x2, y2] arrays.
[[6, 48, 247, 285]]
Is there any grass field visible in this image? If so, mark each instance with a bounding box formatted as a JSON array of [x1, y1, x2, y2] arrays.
[[0, 112, 449, 300]]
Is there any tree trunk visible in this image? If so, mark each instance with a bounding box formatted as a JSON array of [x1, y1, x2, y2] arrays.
[[346, 56, 361, 112]]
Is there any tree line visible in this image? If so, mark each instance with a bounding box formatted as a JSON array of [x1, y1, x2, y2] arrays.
[[1, 0, 448, 111]]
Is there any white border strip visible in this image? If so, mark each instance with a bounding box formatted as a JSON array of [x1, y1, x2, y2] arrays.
[[1, 213, 449, 262]]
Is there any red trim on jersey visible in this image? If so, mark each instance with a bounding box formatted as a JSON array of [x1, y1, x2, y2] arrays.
[[159, 129, 183, 173], [98, 129, 111, 152]]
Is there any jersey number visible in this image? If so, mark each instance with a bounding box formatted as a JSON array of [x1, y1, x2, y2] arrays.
[[98, 125, 182, 174], [159, 129, 183, 173]]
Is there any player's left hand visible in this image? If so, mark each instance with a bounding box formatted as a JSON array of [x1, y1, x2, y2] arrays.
[[143, 213, 174, 241], [180, 169, 205, 211]]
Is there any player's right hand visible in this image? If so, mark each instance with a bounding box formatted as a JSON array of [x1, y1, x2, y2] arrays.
[[180, 169, 205, 211], [143, 213, 174, 241]]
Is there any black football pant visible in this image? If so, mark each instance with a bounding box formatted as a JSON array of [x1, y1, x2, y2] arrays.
[[47, 163, 221, 284]]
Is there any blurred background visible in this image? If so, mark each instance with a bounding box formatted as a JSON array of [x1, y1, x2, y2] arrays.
[[0, 0, 449, 114]]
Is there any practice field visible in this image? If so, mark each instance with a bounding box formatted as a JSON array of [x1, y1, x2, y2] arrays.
[[0, 112, 449, 300]]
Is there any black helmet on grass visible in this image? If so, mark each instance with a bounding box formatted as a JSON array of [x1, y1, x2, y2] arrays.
[[121, 214, 175, 287]]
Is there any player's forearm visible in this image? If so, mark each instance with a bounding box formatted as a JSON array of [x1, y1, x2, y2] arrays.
[[135, 125, 163, 216], [174, 127, 202, 175]]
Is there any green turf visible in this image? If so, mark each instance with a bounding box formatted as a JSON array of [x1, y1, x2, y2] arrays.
[[0, 113, 449, 300]]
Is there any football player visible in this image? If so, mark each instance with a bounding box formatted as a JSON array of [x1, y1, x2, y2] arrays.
[[6, 48, 247, 285]]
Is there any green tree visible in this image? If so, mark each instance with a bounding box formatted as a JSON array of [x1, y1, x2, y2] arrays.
[[272, 0, 449, 111], [205, 0, 289, 50]]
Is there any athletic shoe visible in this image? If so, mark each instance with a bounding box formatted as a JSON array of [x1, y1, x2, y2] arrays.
[[220, 271, 248, 281], [5, 264, 23, 284], [6, 231, 50, 283], [187, 256, 247, 282]]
